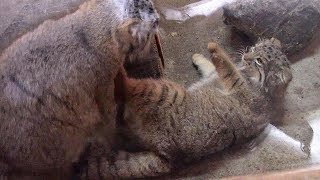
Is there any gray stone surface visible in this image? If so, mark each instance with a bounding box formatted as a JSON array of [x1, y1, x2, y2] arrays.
[[223, 0, 320, 55]]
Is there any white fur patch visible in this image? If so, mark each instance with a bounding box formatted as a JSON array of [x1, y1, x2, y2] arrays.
[[192, 53, 216, 78]]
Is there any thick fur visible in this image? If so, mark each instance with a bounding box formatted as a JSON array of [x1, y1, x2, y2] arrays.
[[0, 0, 159, 178], [118, 38, 293, 177]]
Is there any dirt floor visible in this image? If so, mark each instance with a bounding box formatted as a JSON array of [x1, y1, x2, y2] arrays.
[[154, 0, 320, 179]]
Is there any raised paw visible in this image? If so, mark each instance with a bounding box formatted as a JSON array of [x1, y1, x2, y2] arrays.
[[207, 42, 220, 53], [114, 18, 142, 53], [210, 51, 223, 66], [192, 53, 207, 65], [192, 53, 215, 78], [207, 42, 230, 65]]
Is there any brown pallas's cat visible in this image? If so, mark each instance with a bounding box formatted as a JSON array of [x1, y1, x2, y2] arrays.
[[0, 0, 161, 179], [116, 38, 293, 177]]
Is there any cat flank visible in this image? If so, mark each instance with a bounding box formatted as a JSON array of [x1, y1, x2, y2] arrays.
[[117, 38, 293, 176], [0, 0, 160, 178]]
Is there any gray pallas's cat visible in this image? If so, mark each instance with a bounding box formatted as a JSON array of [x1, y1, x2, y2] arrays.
[[116, 38, 292, 177], [0, 0, 159, 178]]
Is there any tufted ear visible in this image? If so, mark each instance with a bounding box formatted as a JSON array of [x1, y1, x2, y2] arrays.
[[270, 37, 282, 49]]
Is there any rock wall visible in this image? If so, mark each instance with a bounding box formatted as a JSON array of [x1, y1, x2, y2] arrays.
[[223, 0, 320, 55]]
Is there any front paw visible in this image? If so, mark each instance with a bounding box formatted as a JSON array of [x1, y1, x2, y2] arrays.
[[207, 42, 220, 53], [114, 18, 157, 55], [192, 53, 206, 65], [114, 18, 141, 54], [207, 42, 225, 64]]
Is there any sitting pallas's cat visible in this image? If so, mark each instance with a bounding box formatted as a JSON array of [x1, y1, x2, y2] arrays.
[[0, 0, 162, 179], [115, 38, 293, 177]]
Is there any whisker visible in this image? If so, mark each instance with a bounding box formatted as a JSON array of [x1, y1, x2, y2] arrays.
[[236, 47, 246, 54]]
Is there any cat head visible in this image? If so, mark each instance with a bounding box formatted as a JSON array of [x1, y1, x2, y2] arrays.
[[240, 38, 293, 99]]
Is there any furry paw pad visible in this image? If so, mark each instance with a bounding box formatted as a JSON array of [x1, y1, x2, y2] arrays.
[[192, 53, 206, 65]]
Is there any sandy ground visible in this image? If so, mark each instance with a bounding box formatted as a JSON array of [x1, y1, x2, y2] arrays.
[[0, 0, 320, 179]]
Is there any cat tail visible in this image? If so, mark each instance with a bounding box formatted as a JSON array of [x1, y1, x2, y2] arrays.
[[207, 42, 246, 92], [76, 151, 171, 179]]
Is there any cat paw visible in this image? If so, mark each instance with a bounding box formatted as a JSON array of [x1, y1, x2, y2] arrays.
[[207, 42, 224, 64], [114, 18, 157, 55], [207, 42, 220, 53], [193, 53, 216, 78], [192, 53, 206, 65]]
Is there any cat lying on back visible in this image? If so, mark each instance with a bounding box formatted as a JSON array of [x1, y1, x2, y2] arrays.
[[0, 0, 160, 179], [115, 38, 293, 178]]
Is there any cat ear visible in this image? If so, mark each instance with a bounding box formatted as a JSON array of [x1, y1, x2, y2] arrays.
[[270, 37, 282, 49]]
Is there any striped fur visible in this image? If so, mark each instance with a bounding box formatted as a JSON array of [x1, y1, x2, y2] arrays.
[[115, 38, 292, 178], [207, 42, 246, 92]]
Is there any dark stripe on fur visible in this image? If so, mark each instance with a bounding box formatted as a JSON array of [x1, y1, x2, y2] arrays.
[[158, 84, 169, 105], [223, 70, 234, 79], [180, 91, 187, 105], [171, 90, 178, 106], [231, 78, 240, 89], [169, 114, 176, 129]]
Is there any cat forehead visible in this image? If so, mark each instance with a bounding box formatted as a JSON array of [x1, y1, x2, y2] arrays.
[[251, 41, 285, 60], [256, 41, 278, 51], [245, 40, 290, 71]]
